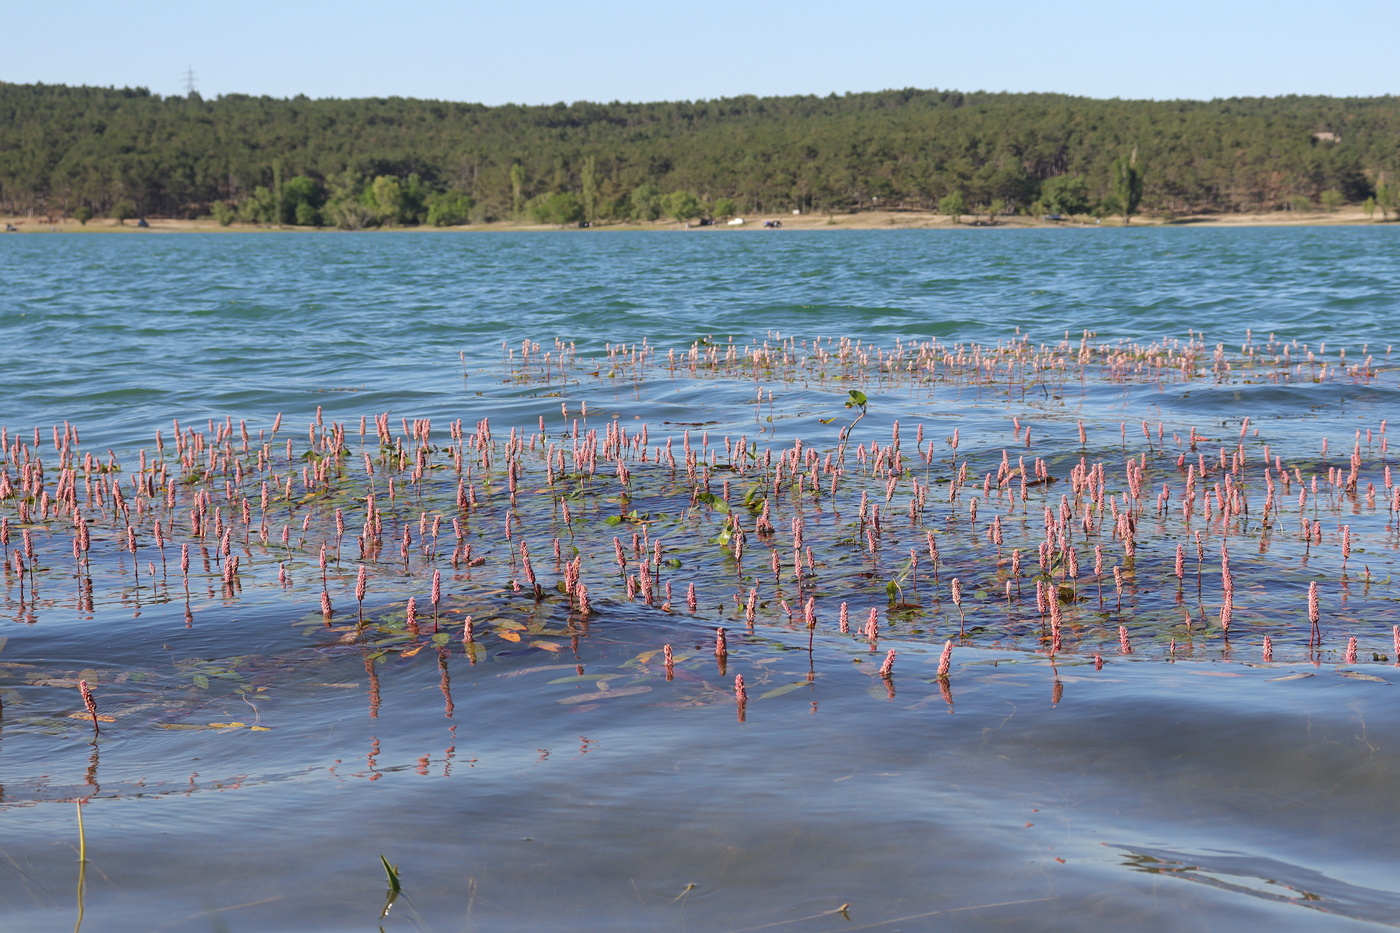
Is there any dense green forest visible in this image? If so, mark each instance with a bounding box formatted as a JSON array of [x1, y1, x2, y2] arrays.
[[2, 83, 1398, 225]]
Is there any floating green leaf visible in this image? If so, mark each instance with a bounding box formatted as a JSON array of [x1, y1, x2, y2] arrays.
[[695, 492, 730, 514]]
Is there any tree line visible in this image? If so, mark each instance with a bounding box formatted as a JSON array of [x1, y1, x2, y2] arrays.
[[2, 82, 1398, 225]]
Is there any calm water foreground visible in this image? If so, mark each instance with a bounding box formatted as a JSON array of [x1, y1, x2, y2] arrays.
[[2, 227, 1400, 932]]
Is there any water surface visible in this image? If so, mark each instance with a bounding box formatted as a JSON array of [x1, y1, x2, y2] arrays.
[[2, 227, 1400, 932]]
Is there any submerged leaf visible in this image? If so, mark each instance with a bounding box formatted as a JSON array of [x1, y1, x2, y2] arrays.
[[557, 685, 652, 704], [758, 681, 809, 700], [498, 664, 577, 678], [1338, 671, 1388, 683]]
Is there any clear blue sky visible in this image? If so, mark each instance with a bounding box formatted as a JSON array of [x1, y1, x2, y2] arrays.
[[5, 0, 1395, 104]]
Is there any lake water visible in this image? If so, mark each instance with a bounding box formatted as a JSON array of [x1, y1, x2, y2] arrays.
[[3, 225, 1400, 932]]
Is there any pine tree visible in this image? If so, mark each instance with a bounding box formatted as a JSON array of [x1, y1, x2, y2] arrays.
[[1111, 147, 1144, 224]]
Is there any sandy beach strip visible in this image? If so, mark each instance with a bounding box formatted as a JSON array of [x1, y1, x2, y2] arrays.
[[0, 206, 1385, 233]]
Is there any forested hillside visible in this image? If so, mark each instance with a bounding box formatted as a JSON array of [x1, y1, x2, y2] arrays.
[[2, 83, 1397, 225]]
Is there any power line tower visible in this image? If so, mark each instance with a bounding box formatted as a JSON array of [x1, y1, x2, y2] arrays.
[[182, 66, 198, 96]]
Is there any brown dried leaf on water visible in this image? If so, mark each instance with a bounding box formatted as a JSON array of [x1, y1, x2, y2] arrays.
[[528, 640, 564, 652], [1266, 672, 1315, 682], [1338, 671, 1389, 683], [496, 630, 522, 642], [66, 712, 116, 723], [557, 685, 652, 705], [399, 644, 428, 659]]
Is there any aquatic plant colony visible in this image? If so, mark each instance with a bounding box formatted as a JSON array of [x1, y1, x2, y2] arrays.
[[5, 328, 1397, 741]]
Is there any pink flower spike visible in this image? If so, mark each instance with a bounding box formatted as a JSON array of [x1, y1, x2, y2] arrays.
[[937, 640, 952, 679], [864, 608, 879, 641], [879, 649, 896, 678], [79, 680, 100, 734], [1345, 636, 1358, 664]]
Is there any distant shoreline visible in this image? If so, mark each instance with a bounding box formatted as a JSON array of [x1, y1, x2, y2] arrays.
[[1, 207, 1387, 234]]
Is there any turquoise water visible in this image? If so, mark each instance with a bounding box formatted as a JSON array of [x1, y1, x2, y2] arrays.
[[5, 227, 1396, 446], [2, 226, 1400, 932]]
